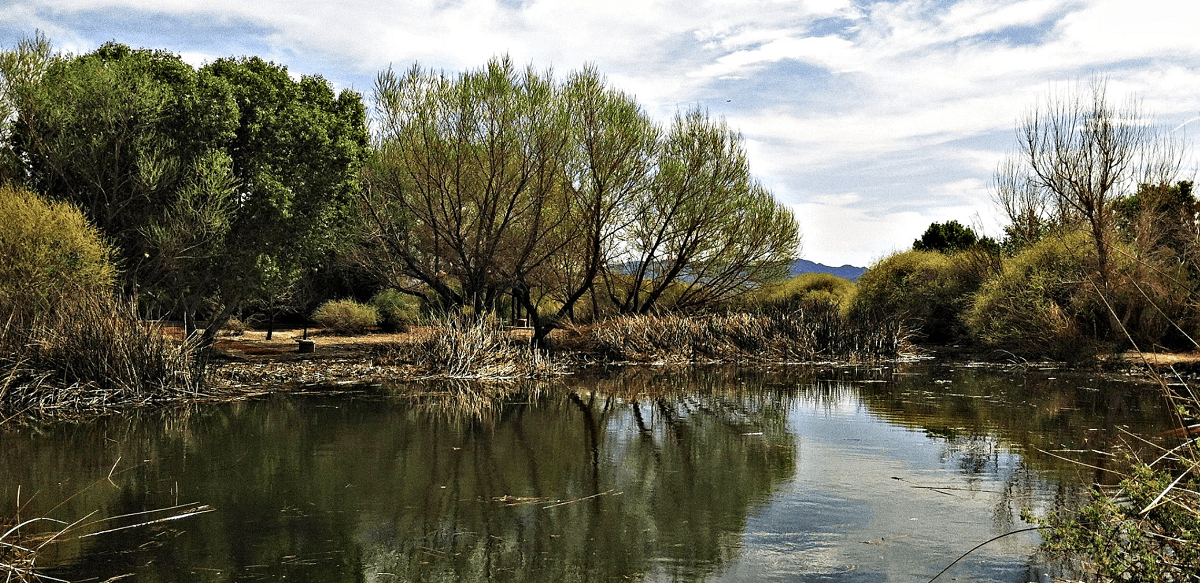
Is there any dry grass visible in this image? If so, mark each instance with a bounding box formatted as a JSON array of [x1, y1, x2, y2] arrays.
[[593, 302, 911, 363], [1, 295, 204, 417], [378, 315, 561, 379]]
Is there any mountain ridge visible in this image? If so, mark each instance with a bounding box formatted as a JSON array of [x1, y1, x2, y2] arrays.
[[790, 259, 866, 281]]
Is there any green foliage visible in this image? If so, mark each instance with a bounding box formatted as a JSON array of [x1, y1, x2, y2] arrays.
[[756, 272, 856, 310], [966, 231, 1100, 359], [1114, 181, 1198, 260], [6, 41, 239, 259], [370, 289, 422, 333], [0, 183, 114, 320], [966, 229, 1193, 357], [311, 299, 379, 335], [912, 220, 979, 253], [848, 250, 980, 343], [1030, 462, 1200, 581], [365, 58, 799, 345], [1, 37, 369, 342], [613, 108, 801, 314]]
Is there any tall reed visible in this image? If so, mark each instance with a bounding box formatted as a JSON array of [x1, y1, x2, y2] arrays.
[[384, 313, 560, 379], [1, 294, 204, 416], [593, 299, 910, 363]]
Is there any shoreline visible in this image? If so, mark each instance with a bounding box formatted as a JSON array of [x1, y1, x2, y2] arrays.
[[205, 326, 1200, 390]]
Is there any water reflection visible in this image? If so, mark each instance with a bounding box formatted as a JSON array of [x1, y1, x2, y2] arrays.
[[0, 364, 1173, 582]]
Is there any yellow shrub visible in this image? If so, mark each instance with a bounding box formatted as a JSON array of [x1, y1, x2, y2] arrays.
[[0, 183, 114, 320]]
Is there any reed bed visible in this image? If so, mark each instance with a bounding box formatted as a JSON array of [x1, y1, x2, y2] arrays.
[[0, 294, 204, 417], [593, 300, 911, 363], [381, 314, 561, 379]]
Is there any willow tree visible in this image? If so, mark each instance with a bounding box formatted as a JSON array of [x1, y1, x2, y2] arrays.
[[364, 57, 571, 317], [606, 108, 801, 314], [534, 66, 660, 325], [364, 59, 799, 343]]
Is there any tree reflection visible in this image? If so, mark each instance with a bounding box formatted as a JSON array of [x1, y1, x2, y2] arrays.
[[6, 369, 795, 582], [0, 364, 1175, 583]]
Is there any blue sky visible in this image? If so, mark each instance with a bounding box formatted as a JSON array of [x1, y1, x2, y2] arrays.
[[3, 0, 1199, 266]]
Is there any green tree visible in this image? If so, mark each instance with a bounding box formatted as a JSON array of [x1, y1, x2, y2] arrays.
[[533, 65, 660, 330], [1, 37, 369, 343], [197, 56, 369, 342], [1, 39, 241, 337], [0, 31, 55, 184], [364, 57, 570, 319], [364, 60, 799, 343], [4, 41, 239, 265], [1113, 180, 1198, 261], [912, 220, 978, 253]]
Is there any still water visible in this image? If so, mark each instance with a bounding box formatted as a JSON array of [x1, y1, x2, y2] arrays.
[[1, 363, 1174, 582]]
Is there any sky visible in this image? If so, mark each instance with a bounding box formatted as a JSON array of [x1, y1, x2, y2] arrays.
[[3, 0, 1199, 267]]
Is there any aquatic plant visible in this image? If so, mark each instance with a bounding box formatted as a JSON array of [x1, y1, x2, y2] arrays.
[[0, 294, 204, 416], [381, 313, 560, 379], [592, 299, 910, 363]]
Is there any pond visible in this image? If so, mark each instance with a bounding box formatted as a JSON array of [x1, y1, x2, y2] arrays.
[[1, 363, 1175, 582]]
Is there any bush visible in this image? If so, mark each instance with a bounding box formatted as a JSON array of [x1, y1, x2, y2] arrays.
[[0, 183, 114, 323], [1029, 452, 1200, 581], [847, 250, 980, 343], [0, 185, 205, 414], [370, 289, 421, 333], [311, 299, 380, 334], [965, 231, 1100, 360], [754, 272, 856, 311]]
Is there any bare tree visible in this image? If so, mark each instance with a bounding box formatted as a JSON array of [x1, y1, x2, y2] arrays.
[[993, 155, 1049, 248], [1017, 78, 1183, 286]]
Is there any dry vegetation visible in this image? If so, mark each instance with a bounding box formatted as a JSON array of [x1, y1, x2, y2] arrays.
[[0, 296, 205, 418]]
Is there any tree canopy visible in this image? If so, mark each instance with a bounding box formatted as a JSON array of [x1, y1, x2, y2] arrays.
[[363, 57, 800, 343], [0, 37, 369, 341]]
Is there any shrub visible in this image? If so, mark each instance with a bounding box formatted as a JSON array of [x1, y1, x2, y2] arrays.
[[847, 250, 979, 343], [1028, 451, 1200, 581], [754, 272, 855, 311], [0, 183, 114, 323], [220, 316, 248, 336], [0, 185, 204, 415], [311, 299, 379, 334], [965, 231, 1099, 360], [370, 289, 422, 333]]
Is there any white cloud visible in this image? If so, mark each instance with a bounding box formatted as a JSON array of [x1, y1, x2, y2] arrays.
[[5, 0, 1200, 265]]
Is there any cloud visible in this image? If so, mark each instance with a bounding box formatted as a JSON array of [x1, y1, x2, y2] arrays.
[[4, 0, 1200, 266]]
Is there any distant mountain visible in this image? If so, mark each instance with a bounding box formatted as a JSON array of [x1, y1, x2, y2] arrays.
[[790, 259, 866, 282]]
